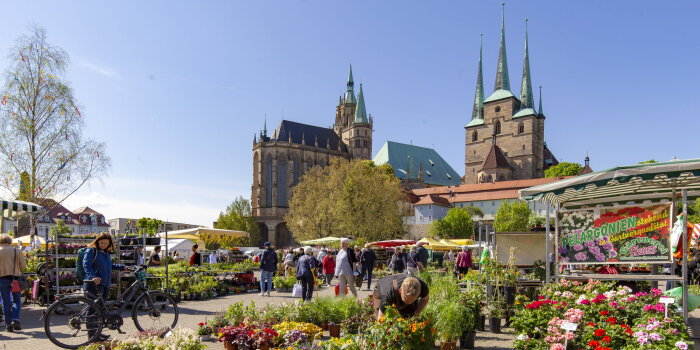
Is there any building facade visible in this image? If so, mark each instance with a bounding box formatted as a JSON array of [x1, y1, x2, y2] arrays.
[[108, 218, 200, 236], [1, 200, 109, 239], [463, 12, 558, 184], [251, 66, 373, 247]]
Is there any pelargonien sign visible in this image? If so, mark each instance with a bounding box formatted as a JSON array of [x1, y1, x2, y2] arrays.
[[557, 204, 671, 264]]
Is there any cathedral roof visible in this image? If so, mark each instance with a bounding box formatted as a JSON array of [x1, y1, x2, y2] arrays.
[[354, 84, 368, 124], [373, 141, 461, 187], [543, 144, 559, 170], [481, 144, 511, 170], [485, 89, 515, 103], [268, 120, 348, 152], [512, 107, 537, 119]]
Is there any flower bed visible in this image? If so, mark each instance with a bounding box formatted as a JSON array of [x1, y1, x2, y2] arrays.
[[511, 279, 692, 350]]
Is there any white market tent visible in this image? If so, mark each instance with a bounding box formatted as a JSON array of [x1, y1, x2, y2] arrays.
[[157, 227, 247, 243], [157, 238, 195, 257], [519, 158, 700, 322]]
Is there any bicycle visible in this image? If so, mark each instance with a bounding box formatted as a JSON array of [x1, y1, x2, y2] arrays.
[[42, 265, 179, 349]]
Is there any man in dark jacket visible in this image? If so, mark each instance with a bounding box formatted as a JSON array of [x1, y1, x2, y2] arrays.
[[416, 242, 429, 272], [360, 244, 377, 291], [259, 242, 278, 297]]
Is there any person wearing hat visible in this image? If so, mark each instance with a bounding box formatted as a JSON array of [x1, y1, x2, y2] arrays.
[[259, 242, 277, 297]]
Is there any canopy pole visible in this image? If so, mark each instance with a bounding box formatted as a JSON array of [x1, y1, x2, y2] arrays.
[[682, 189, 688, 323], [555, 202, 561, 280], [165, 219, 169, 295], [545, 198, 551, 284]]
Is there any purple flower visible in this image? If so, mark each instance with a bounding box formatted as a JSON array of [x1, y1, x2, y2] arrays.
[[595, 253, 606, 262], [585, 241, 595, 248], [589, 246, 601, 255], [574, 252, 588, 261], [558, 246, 568, 255], [561, 257, 570, 263], [573, 244, 584, 251], [609, 250, 618, 258], [603, 242, 614, 251]]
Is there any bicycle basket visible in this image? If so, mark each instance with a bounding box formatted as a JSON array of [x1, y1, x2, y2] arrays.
[[136, 269, 147, 282]]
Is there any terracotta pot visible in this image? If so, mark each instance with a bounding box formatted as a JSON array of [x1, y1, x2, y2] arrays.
[[441, 341, 456, 350], [322, 321, 329, 330], [259, 343, 270, 350], [329, 324, 341, 338], [223, 342, 238, 350]]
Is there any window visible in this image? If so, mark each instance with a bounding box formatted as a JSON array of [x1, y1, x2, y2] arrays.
[[265, 157, 273, 206], [495, 106, 501, 112], [428, 205, 431, 209], [518, 122, 524, 134], [471, 131, 478, 142], [428, 216, 432, 221], [278, 158, 287, 207], [522, 145, 526, 150], [494, 121, 501, 135]]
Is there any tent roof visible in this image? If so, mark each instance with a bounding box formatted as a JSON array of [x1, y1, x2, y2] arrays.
[[368, 239, 416, 248], [158, 227, 247, 242], [417, 237, 460, 251], [519, 159, 700, 208], [299, 236, 342, 245], [1, 199, 42, 218]]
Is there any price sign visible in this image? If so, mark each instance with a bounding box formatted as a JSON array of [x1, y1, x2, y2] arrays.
[[660, 297, 675, 304], [165, 331, 173, 338], [561, 321, 578, 331]]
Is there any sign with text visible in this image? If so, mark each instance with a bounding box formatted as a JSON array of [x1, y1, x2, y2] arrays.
[[558, 204, 671, 264]]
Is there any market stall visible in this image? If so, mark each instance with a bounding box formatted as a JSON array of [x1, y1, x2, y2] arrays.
[[299, 236, 341, 245], [368, 239, 416, 247], [520, 158, 700, 322]]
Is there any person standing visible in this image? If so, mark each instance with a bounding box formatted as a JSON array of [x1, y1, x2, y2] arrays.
[[208, 251, 218, 264], [360, 244, 376, 291], [0, 234, 26, 332], [322, 252, 335, 286], [455, 245, 473, 278], [447, 250, 455, 264], [389, 247, 407, 274], [190, 244, 201, 266], [406, 246, 419, 276], [148, 246, 163, 266], [296, 247, 316, 302], [334, 238, 357, 298], [83, 233, 126, 340], [259, 242, 277, 297], [416, 242, 429, 272]]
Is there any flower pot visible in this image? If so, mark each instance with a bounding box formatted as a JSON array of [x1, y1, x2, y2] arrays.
[[504, 286, 516, 304], [441, 341, 456, 350], [322, 321, 329, 330], [478, 315, 485, 331], [328, 324, 341, 338], [259, 344, 270, 350], [488, 317, 501, 333], [199, 334, 211, 341], [486, 283, 496, 297], [223, 342, 238, 350], [460, 332, 475, 349]]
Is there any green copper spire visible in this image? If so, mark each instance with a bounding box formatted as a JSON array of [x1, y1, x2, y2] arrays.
[[344, 64, 356, 104], [519, 19, 534, 109], [354, 83, 368, 123], [472, 34, 485, 122], [538, 85, 543, 116], [493, 2, 510, 92]]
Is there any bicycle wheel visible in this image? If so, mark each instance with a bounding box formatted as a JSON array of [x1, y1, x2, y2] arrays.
[[132, 291, 179, 332], [44, 295, 104, 349]]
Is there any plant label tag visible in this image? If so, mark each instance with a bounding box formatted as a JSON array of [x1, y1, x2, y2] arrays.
[[660, 297, 675, 304], [165, 331, 173, 338], [561, 322, 578, 331]]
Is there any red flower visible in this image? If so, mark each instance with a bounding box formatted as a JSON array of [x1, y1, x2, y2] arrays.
[[606, 317, 616, 325], [594, 329, 606, 337], [600, 310, 609, 316], [602, 336, 611, 342], [587, 322, 596, 327], [198, 322, 205, 326], [588, 340, 600, 347]]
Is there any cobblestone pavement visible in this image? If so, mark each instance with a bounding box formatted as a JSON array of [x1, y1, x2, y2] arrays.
[[6, 277, 700, 350]]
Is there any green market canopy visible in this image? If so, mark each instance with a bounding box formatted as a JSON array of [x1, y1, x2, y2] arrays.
[[1, 198, 43, 217], [519, 158, 700, 208]]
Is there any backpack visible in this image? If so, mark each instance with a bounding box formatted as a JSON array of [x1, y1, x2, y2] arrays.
[[76, 247, 97, 282]]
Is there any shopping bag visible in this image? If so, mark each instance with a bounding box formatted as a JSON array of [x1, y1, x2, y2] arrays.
[[355, 274, 363, 288], [292, 282, 303, 298], [334, 283, 348, 296]]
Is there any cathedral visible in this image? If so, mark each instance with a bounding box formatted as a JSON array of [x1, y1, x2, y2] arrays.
[[251, 66, 373, 247], [463, 10, 558, 184]]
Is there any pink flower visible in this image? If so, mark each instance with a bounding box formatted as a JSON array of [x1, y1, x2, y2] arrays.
[[676, 341, 688, 349], [549, 344, 565, 350]]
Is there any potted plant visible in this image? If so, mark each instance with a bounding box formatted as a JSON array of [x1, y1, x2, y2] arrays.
[[273, 276, 287, 293], [502, 248, 519, 305], [197, 322, 213, 341], [328, 322, 341, 338], [435, 300, 469, 350], [251, 327, 278, 350], [485, 297, 505, 334], [218, 324, 254, 350]]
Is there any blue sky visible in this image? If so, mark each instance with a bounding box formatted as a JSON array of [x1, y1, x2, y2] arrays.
[[1, 1, 698, 226]]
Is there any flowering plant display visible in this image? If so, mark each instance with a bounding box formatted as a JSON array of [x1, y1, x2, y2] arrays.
[[511, 279, 692, 350], [196, 322, 213, 336], [363, 305, 435, 350], [217, 324, 255, 348], [249, 327, 279, 347]]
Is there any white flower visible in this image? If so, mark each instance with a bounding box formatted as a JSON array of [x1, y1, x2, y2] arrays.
[[517, 334, 530, 341]]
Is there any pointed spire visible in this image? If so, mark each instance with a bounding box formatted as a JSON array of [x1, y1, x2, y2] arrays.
[[519, 19, 534, 109], [263, 114, 267, 137], [344, 64, 356, 104], [494, 2, 511, 92], [538, 86, 544, 116], [254, 133, 257, 144], [354, 84, 368, 123], [472, 34, 485, 121]]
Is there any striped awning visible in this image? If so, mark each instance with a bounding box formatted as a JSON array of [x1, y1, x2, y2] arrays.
[[519, 159, 700, 209], [1, 199, 43, 218]]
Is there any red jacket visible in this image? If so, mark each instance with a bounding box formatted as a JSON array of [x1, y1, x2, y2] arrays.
[[456, 251, 473, 268], [322, 255, 335, 274]]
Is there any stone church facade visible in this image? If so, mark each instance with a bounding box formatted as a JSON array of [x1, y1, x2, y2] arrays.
[[251, 66, 373, 247], [463, 13, 558, 184]]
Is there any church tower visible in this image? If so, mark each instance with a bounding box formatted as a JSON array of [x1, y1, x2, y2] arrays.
[[333, 65, 373, 160], [464, 5, 553, 184]]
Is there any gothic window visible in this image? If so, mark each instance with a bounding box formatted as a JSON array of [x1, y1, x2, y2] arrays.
[[472, 131, 478, 142], [293, 159, 300, 185], [278, 158, 287, 207], [518, 122, 524, 134], [495, 106, 501, 112], [265, 156, 273, 206], [494, 121, 501, 135]]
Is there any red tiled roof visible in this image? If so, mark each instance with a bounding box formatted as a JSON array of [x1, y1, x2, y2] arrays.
[[481, 144, 511, 170], [414, 194, 451, 207], [578, 165, 593, 175]]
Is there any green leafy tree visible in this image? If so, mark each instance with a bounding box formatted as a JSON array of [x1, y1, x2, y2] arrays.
[[285, 159, 405, 242], [429, 207, 475, 239], [544, 162, 583, 178], [493, 200, 533, 232], [48, 218, 72, 237], [688, 199, 700, 224], [638, 159, 659, 164], [215, 196, 260, 246], [136, 217, 163, 237]]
